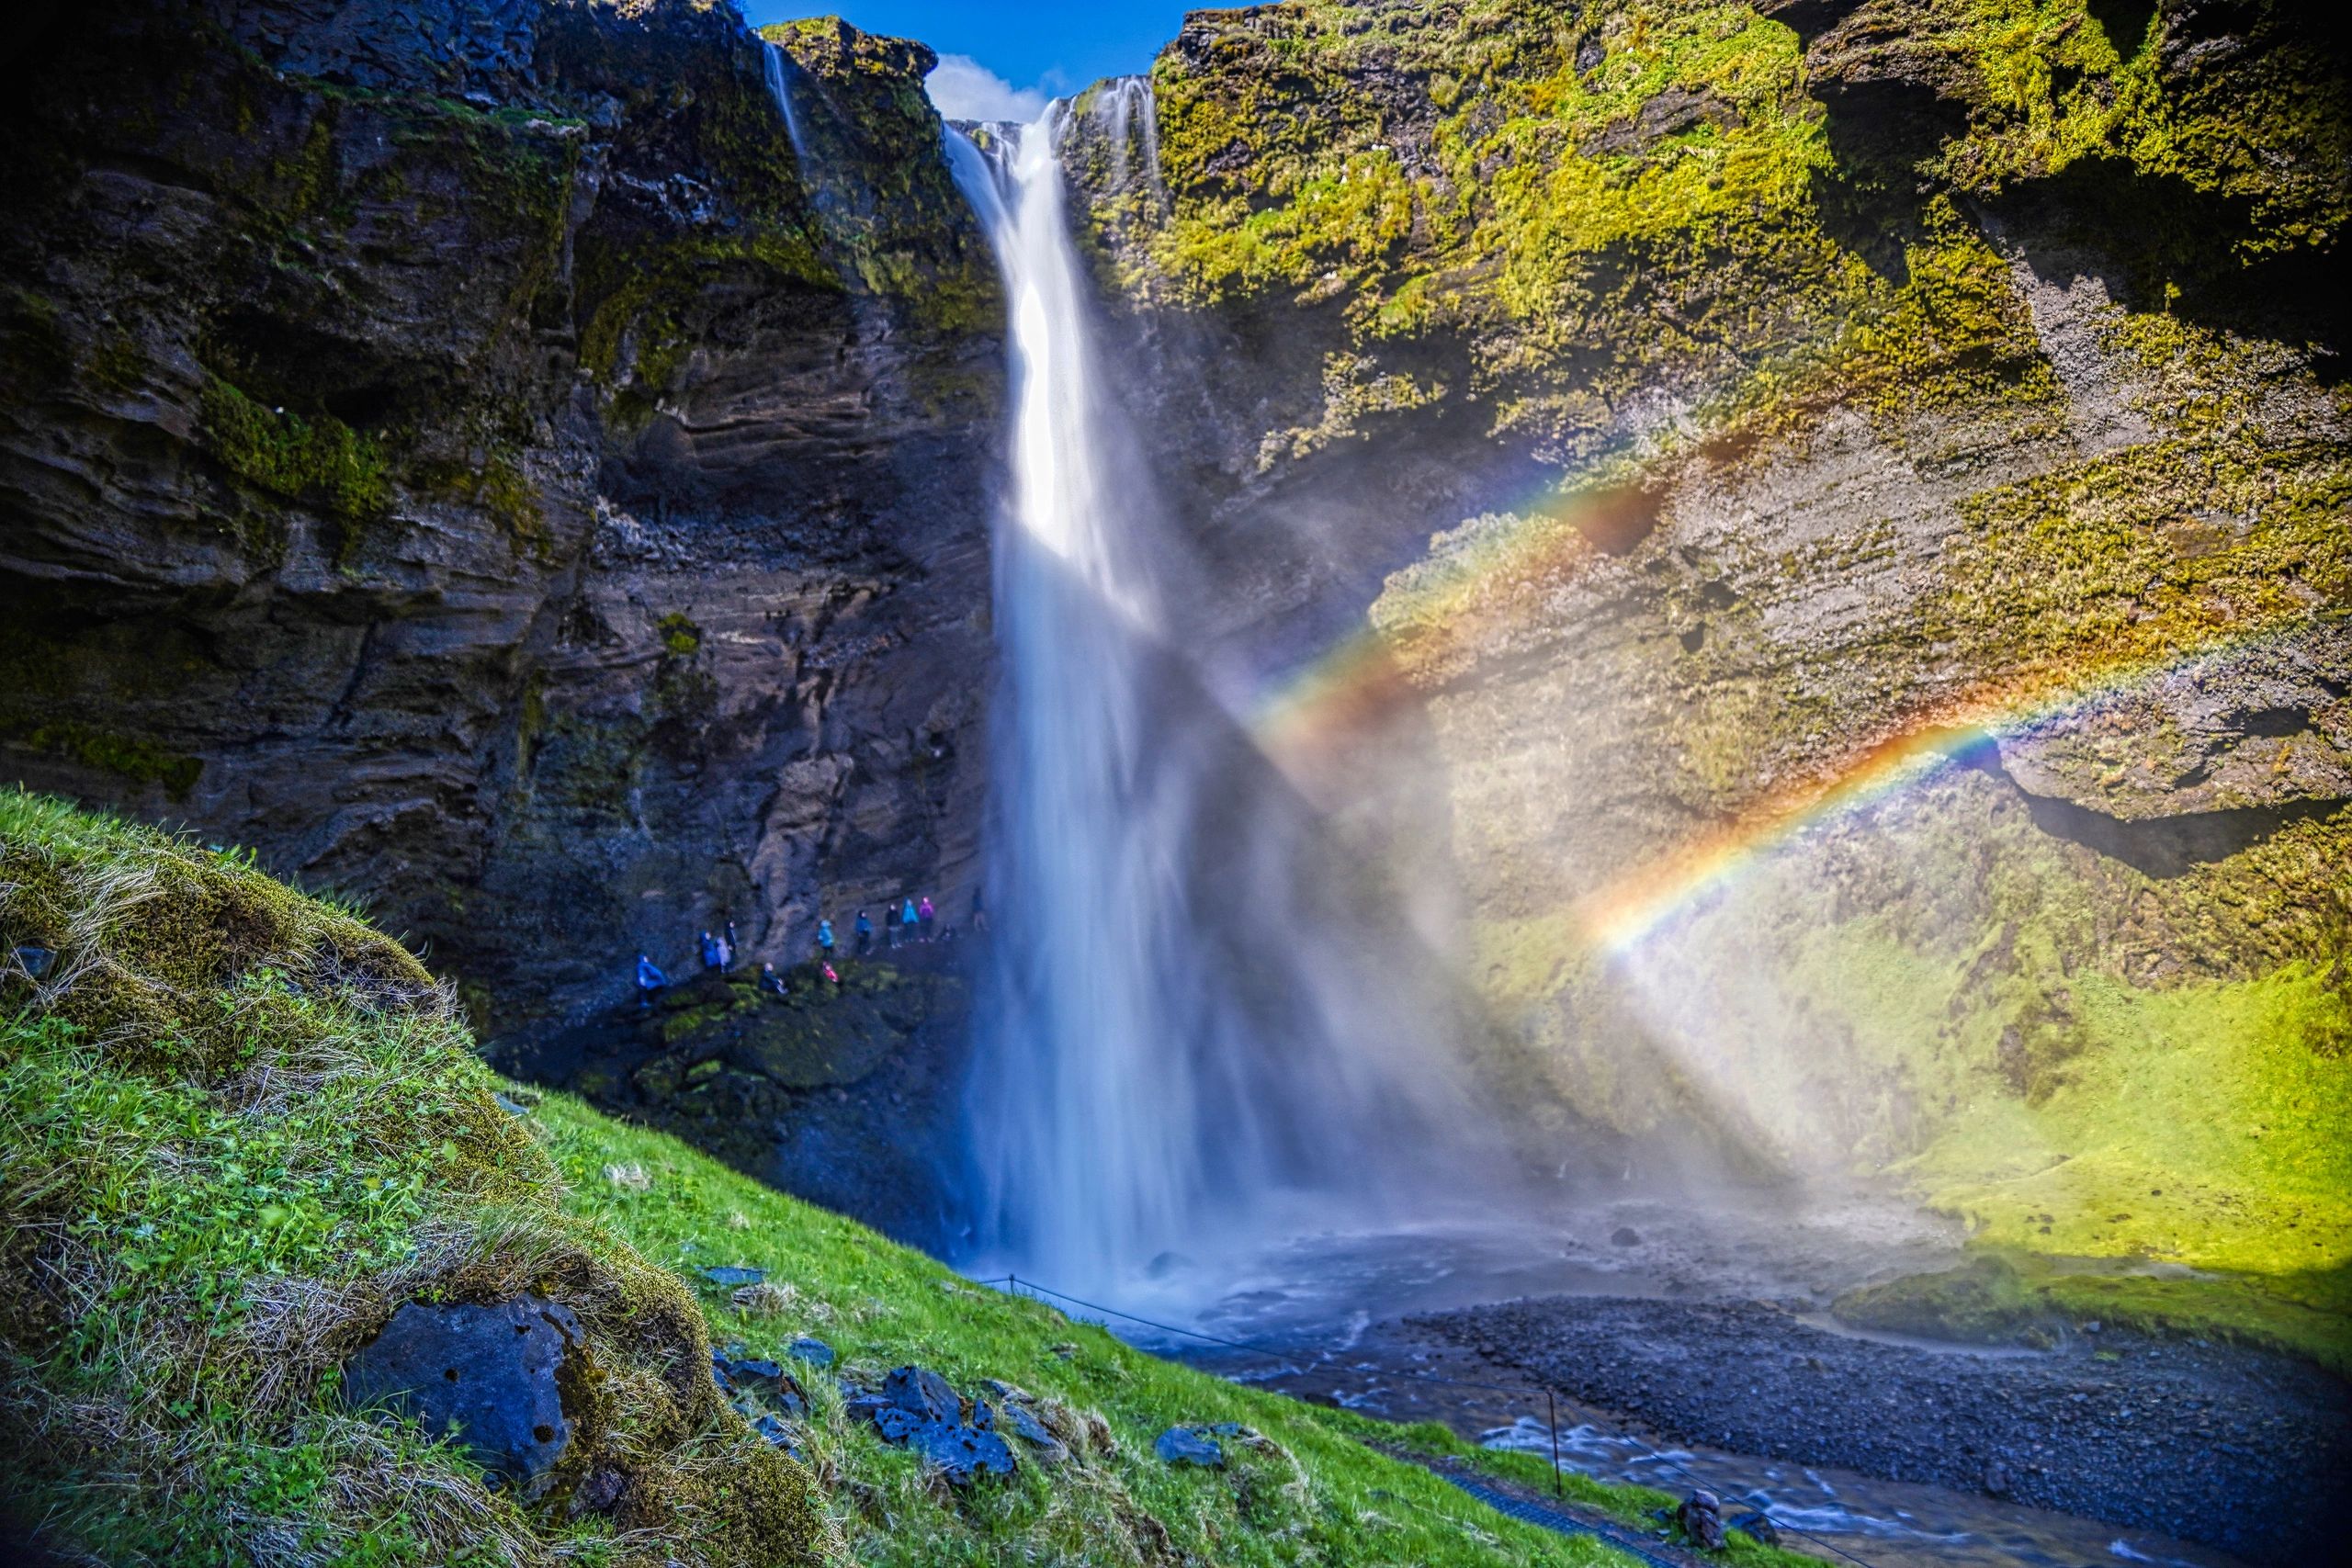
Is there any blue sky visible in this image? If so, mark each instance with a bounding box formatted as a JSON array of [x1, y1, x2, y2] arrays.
[[745, 4, 1194, 114]]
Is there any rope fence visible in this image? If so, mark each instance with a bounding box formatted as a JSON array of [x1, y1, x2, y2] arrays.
[[967, 1270, 1884, 1568]]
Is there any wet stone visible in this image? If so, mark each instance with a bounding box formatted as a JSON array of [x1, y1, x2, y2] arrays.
[[342, 1295, 581, 1493], [1611, 1226, 1642, 1247], [752, 1412, 806, 1461], [1678, 1488, 1726, 1551], [853, 1366, 1017, 1486], [787, 1337, 835, 1368], [883, 1364, 962, 1424], [1155, 1427, 1225, 1468], [699, 1265, 765, 1288], [572, 1464, 628, 1517], [907, 1421, 1016, 1485], [1729, 1509, 1781, 1547], [1001, 1400, 1070, 1465]]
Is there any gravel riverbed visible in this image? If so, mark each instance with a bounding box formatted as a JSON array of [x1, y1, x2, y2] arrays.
[[1412, 1295, 2350, 1565]]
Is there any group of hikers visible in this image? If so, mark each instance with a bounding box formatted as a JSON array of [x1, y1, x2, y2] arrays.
[[632, 889, 986, 1010]]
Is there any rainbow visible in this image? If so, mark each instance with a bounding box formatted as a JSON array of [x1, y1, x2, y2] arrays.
[[1246, 467, 2313, 960]]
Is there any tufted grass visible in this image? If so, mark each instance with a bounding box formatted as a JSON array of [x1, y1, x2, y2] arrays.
[[0, 791, 829, 1568], [0, 792, 1820, 1566], [537, 1089, 1813, 1568]]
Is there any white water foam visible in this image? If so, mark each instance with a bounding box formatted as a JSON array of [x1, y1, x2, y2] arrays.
[[944, 99, 1471, 1298]]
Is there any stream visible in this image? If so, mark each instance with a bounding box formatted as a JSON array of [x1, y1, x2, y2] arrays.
[[1007, 1197, 2340, 1568]]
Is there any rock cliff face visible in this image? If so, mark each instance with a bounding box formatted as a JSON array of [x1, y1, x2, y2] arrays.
[[0, 0, 999, 1048], [1067, 0, 2349, 1328], [3, 0, 2345, 1338]]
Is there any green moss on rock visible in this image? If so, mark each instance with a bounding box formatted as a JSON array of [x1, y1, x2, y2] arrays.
[[198, 375, 390, 520]]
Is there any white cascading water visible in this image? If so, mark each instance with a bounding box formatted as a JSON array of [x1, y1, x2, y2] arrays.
[[762, 40, 812, 165], [945, 104, 1468, 1298]]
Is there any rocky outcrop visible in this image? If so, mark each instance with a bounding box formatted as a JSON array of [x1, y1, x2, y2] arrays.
[[0, 0, 1000, 1043], [1070, 0, 2349, 1320], [503, 956, 970, 1247]]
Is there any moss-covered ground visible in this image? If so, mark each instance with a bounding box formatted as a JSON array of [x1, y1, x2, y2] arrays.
[[0, 793, 1815, 1566], [1464, 776, 2352, 1375]]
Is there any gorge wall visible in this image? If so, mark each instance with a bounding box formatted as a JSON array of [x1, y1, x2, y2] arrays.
[[0, 0, 997, 1046], [1061, 0, 2349, 1332], [3, 0, 2346, 1339]]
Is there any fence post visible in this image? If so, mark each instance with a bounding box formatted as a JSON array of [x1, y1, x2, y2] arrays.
[[1548, 1387, 1564, 1498]]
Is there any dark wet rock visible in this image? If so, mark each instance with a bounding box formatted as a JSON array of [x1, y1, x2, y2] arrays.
[[1678, 1489, 1726, 1551], [1589, 85, 1744, 155], [998, 1399, 1070, 1465], [492, 1092, 531, 1116], [699, 1266, 765, 1289], [882, 1364, 963, 1425], [1729, 1509, 1781, 1547], [714, 1347, 806, 1417], [1611, 1226, 1642, 1247], [906, 1420, 1016, 1485], [341, 1295, 582, 1492], [787, 1337, 835, 1369], [752, 1412, 804, 1460], [1154, 1427, 1226, 1468], [11, 947, 55, 980], [1984, 1461, 2012, 1495], [0, 0, 997, 1066], [1417, 1293, 2352, 1562], [571, 1464, 628, 1517], [849, 1366, 1015, 1485]]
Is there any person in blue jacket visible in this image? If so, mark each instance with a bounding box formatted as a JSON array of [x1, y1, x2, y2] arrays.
[[854, 909, 875, 955], [699, 930, 725, 972], [899, 898, 919, 945], [636, 953, 669, 1010], [817, 918, 835, 961]]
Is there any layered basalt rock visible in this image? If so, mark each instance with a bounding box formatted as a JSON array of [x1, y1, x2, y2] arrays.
[[1069, 0, 2349, 1328], [0, 1, 1001, 1043]]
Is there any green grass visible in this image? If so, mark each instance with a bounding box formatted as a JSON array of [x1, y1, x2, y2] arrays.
[[0, 791, 1813, 1565], [540, 1094, 1815, 1567]]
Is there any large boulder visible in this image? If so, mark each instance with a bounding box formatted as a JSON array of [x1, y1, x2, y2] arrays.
[[342, 1295, 582, 1493]]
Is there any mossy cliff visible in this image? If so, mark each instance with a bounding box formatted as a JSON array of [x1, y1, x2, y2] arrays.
[[1067, 0, 2348, 1359], [0, 0, 998, 1056]]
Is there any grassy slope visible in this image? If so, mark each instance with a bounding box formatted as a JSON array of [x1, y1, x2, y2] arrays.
[[0, 793, 1807, 1567], [542, 1094, 1811, 1567]]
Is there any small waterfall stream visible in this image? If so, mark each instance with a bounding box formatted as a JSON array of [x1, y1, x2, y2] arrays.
[[762, 39, 811, 165], [945, 107, 1462, 1296]]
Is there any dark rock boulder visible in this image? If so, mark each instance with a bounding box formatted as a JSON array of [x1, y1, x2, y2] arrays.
[[1677, 1489, 1726, 1551], [846, 1365, 1017, 1486], [1153, 1427, 1225, 1468], [905, 1420, 1017, 1485], [880, 1364, 963, 1427], [341, 1295, 582, 1492]]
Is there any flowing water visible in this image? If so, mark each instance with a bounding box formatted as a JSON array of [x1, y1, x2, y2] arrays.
[[934, 93, 2289, 1568], [762, 40, 810, 165], [944, 108, 1471, 1297]]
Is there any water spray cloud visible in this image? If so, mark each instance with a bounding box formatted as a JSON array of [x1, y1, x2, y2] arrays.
[[1249, 456, 2316, 959]]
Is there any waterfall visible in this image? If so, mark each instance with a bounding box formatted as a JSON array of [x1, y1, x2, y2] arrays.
[[1091, 76, 1165, 208], [762, 40, 811, 165], [946, 107, 1471, 1299]]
